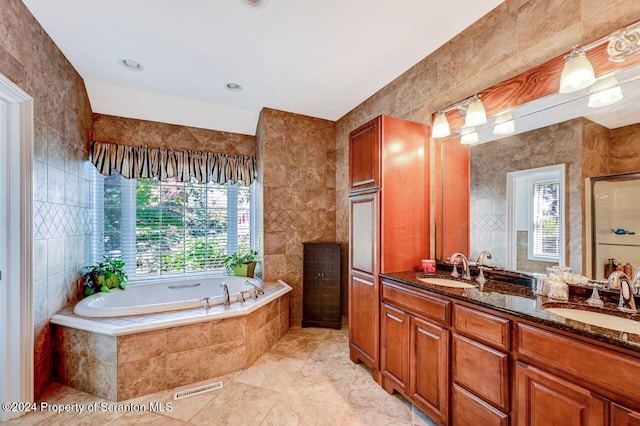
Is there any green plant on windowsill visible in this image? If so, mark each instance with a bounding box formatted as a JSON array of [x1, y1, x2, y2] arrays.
[[83, 257, 128, 296], [224, 249, 259, 278]]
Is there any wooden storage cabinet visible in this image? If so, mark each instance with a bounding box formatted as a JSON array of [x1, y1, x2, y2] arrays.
[[515, 362, 606, 426], [302, 241, 342, 329], [381, 281, 449, 425], [410, 315, 449, 424], [610, 403, 640, 425], [348, 115, 430, 378], [452, 384, 508, 426]]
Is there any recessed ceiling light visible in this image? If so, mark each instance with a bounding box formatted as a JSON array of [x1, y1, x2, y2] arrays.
[[120, 59, 143, 72], [243, 0, 268, 8], [226, 83, 243, 91]]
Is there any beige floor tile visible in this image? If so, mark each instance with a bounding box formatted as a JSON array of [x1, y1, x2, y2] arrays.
[[286, 326, 331, 340], [136, 372, 238, 423], [189, 382, 281, 426], [308, 340, 352, 366], [286, 360, 357, 407], [109, 411, 186, 425], [339, 408, 413, 426], [261, 393, 346, 426], [235, 352, 305, 392], [266, 333, 321, 359], [3, 384, 82, 425], [322, 328, 349, 344], [346, 366, 413, 422]]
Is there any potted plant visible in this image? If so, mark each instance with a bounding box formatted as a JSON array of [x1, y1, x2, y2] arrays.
[[224, 249, 259, 277], [84, 257, 128, 296]]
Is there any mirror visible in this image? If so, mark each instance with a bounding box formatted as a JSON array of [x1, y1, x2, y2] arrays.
[[436, 20, 640, 278]]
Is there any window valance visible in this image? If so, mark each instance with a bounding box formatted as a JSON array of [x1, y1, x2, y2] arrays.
[[90, 141, 257, 185]]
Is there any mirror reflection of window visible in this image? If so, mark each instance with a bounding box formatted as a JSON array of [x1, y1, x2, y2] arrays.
[[507, 164, 565, 274]]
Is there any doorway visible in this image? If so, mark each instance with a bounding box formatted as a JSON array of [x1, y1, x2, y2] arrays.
[[0, 73, 33, 422]]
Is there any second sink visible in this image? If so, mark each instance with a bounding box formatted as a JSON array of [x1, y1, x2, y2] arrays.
[[417, 277, 476, 289], [545, 307, 640, 334]]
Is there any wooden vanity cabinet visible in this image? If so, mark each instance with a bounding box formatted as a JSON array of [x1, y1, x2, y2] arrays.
[[381, 280, 450, 425], [451, 304, 510, 424], [348, 115, 429, 379], [515, 362, 606, 426], [610, 403, 640, 425]]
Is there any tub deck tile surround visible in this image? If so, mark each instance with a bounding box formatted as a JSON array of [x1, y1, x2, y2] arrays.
[[12, 324, 437, 425], [51, 283, 290, 401]]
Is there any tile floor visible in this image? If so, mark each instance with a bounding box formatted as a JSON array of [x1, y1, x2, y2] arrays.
[[8, 326, 436, 425]]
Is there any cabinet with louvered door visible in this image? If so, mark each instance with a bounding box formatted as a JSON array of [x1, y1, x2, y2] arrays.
[[302, 241, 342, 329]]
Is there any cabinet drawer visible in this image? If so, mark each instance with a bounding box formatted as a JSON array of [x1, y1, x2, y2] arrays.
[[453, 304, 510, 351], [453, 333, 509, 412], [382, 281, 450, 325], [452, 384, 508, 426], [516, 323, 640, 399]]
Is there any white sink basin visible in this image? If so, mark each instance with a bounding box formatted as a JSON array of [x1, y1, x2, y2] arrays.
[[417, 277, 476, 289], [545, 307, 640, 334]]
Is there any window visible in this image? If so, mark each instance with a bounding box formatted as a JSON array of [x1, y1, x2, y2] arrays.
[[92, 170, 253, 279], [531, 179, 560, 259]]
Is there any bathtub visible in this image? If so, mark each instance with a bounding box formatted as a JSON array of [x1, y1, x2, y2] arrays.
[[74, 276, 266, 318]]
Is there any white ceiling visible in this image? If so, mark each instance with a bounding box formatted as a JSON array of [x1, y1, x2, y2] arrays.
[[22, 0, 503, 135]]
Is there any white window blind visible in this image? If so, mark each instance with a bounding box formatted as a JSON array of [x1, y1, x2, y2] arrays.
[[92, 170, 252, 278], [532, 180, 560, 259]]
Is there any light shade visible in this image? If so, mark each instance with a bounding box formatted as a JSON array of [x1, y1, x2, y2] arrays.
[[464, 97, 487, 127], [460, 127, 478, 145], [493, 111, 515, 135], [559, 50, 596, 93], [432, 111, 451, 138], [588, 76, 624, 108]]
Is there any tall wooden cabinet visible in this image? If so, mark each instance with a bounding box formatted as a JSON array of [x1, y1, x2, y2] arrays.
[[348, 115, 430, 380], [302, 241, 342, 329]]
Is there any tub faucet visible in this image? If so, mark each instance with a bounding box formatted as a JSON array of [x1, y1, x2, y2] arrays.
[[475, 250, 493, 288], [244, 280, 264, 296], [607, 271, 637, 314], [220, 282, 231, 307], [450, 253, 471, 280]]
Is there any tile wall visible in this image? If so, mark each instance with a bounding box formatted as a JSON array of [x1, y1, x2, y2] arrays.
[[1, 0, 93, 399], [335, 0, 640, 287], [256, 108, 337, 326]]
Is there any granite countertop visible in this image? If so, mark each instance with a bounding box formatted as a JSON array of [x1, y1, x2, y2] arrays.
[[380, 270, 640, 353]]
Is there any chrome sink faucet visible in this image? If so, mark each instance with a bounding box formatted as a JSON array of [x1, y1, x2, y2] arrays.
[[476, 250, 493, 287], [220, 282, 231, 307], [450, 253, 471, 280], [607, 271, 637, 314]]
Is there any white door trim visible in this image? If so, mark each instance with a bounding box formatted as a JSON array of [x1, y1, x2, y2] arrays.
[[0, 72, 34, 422]]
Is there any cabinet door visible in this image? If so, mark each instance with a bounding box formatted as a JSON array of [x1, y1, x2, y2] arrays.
[[452, 384, 509, 426], [349, 193, 378, 275], [349, 272, 379, 369], [381, 304, 409, 394], [515, 362, 605, 426], [410, 316, 449, 424], [303, 244, 323, 322], [320, 244, 341, 322], [349, 117, 380, 192], [611, 403, 640, 425]]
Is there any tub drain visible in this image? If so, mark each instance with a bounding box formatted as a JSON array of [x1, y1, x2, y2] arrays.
[[174, 381, 223, 400]]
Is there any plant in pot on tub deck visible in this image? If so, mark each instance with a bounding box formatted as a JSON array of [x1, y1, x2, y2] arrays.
[[224, 249, 258, 278], [83, 257, 128, 296]]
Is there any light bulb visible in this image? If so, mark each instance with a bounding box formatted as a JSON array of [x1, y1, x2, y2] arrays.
[[559, 49, 595, 93], [493, 111, 515, 135], [588, 76, 624, 108], [460, 127, 478, 145], [464, 97, 487, 127], [432, 111, 451, 138]]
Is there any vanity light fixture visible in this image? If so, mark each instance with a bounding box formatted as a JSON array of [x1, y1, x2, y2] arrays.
[[588, 75, 624, 108], [431, 110, 451, 138], [559, 48, 595, 93], [430, 95, 486, 139], [460, 127, 478, 145], [464, 95, 487, 127], [493, 111, 515, 136]]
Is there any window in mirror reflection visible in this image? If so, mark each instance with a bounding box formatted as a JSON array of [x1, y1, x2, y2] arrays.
[[507, 165, 565, 274]]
